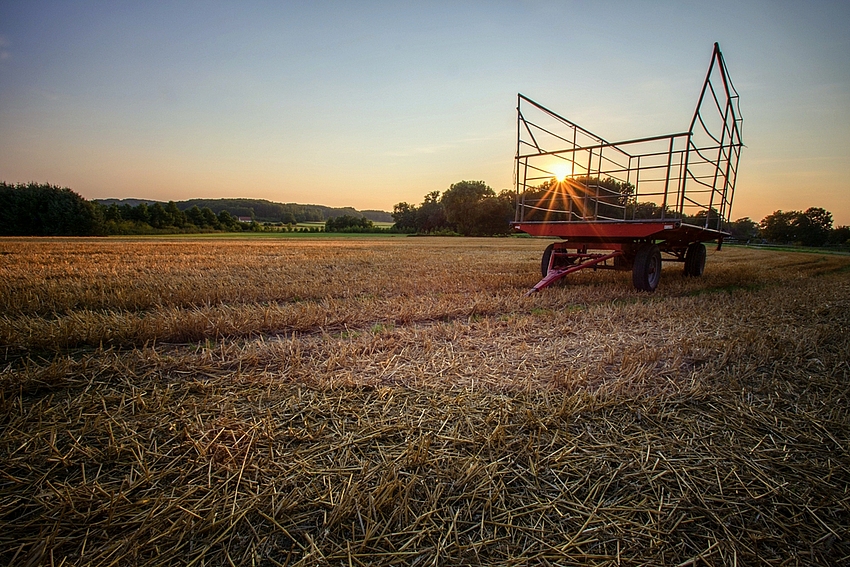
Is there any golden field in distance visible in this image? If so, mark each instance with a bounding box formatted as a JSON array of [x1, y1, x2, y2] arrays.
[[1, 236, 849, 566]]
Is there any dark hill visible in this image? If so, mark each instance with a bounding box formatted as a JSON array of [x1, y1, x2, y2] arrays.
[[94, 198, 393, 223]]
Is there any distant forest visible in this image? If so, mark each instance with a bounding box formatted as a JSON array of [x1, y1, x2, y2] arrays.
[[95, 197, 394, 224], [0, 182, 393, 236]]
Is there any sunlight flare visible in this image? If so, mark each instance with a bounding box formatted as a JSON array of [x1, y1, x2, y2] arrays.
[[552, 163, 571, 183]]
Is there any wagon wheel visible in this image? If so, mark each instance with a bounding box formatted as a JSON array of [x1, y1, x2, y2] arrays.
[[632, 244, 662, 292], [683, 242, 707, 277], [541, 243, 555, 277]]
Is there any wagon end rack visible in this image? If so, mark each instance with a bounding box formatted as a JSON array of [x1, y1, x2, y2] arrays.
[[513, 43, 743, 293]]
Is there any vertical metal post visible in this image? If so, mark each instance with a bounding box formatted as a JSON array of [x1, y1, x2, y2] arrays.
[[660, 136, 675, 220], [584, 149, 594, 220], [571, 124, 577, 177], [675, 146, 685, 219], [680, 133, 692, 217], [515, 95, 523, 223], [631, 155, 640, 220], [519, 158, 528, 222]]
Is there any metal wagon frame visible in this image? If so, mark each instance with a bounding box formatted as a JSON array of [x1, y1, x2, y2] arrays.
[[512, 43, 743, 293]]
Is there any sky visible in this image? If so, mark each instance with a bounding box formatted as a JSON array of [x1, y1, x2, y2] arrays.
[[1, 1, 848, 224]]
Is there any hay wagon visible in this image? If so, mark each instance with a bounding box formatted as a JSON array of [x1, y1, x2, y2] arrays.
[[513, 43, 743, 293]]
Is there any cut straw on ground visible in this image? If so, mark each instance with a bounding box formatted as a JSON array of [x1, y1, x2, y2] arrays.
[[1, 237, 849, 565]]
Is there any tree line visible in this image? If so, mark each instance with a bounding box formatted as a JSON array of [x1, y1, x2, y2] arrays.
[[392, 180, 514, 236], [2, 181, 848, 245], [165, 198, 393, 224], [0, 183, 385, 236], [98, 200, 255, 234], [751, 207, 847, 247], [324, 215, 384, 233]]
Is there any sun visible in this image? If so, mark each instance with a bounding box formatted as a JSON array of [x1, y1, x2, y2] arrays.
[[552, 163, 571, 183]]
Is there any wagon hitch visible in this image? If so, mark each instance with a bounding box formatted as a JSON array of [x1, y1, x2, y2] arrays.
[[526, 250, 622, 296]]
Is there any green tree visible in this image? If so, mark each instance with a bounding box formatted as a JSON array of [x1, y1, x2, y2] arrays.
[[828, 226, 850, 246], [105, 203, 122, 222], [325, 215, 373, 232], [627, 201, 664, 220], [759, 210, 798, 243], [119, 204, 134, 221], [217, 210, 239, 230], [759, 208, 833, 246], [392, 202, 418, 232], [795, 207, 832, 247], [201, 207, 221, 229], [149, 202, 169, 229], [690, 207, 722, 229], [185, 205, 204, 227], [470, 190, 514, 236], [133, 203, 151, 225], [165, 201, 186, 228], [395, 182, 511, 235], [416, 191, 447, 233], [441, 180, 495, 236], [0, 182, 99, 236], [727, 217, 759, 241]]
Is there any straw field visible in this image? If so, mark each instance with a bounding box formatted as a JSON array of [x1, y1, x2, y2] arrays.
[[1, 236, 849, 566]]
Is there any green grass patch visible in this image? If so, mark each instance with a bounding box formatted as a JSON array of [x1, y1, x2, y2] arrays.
[[107, 231, 408, 240], [728, 243, 850, 256]]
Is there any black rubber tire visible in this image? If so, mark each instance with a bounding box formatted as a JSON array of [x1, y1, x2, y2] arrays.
[[683, 242, 707, 277], [541, 243, 555, 277], [632, 244, 662, 292]]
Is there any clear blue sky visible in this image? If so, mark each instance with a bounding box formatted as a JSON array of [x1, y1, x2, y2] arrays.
[[1, 1, 848, 224]]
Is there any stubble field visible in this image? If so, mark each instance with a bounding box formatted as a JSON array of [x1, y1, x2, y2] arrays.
[[1, 236, 849, 566]]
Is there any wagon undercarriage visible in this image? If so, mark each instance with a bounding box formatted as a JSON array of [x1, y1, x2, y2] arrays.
[[519, 220, 719, 294]]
